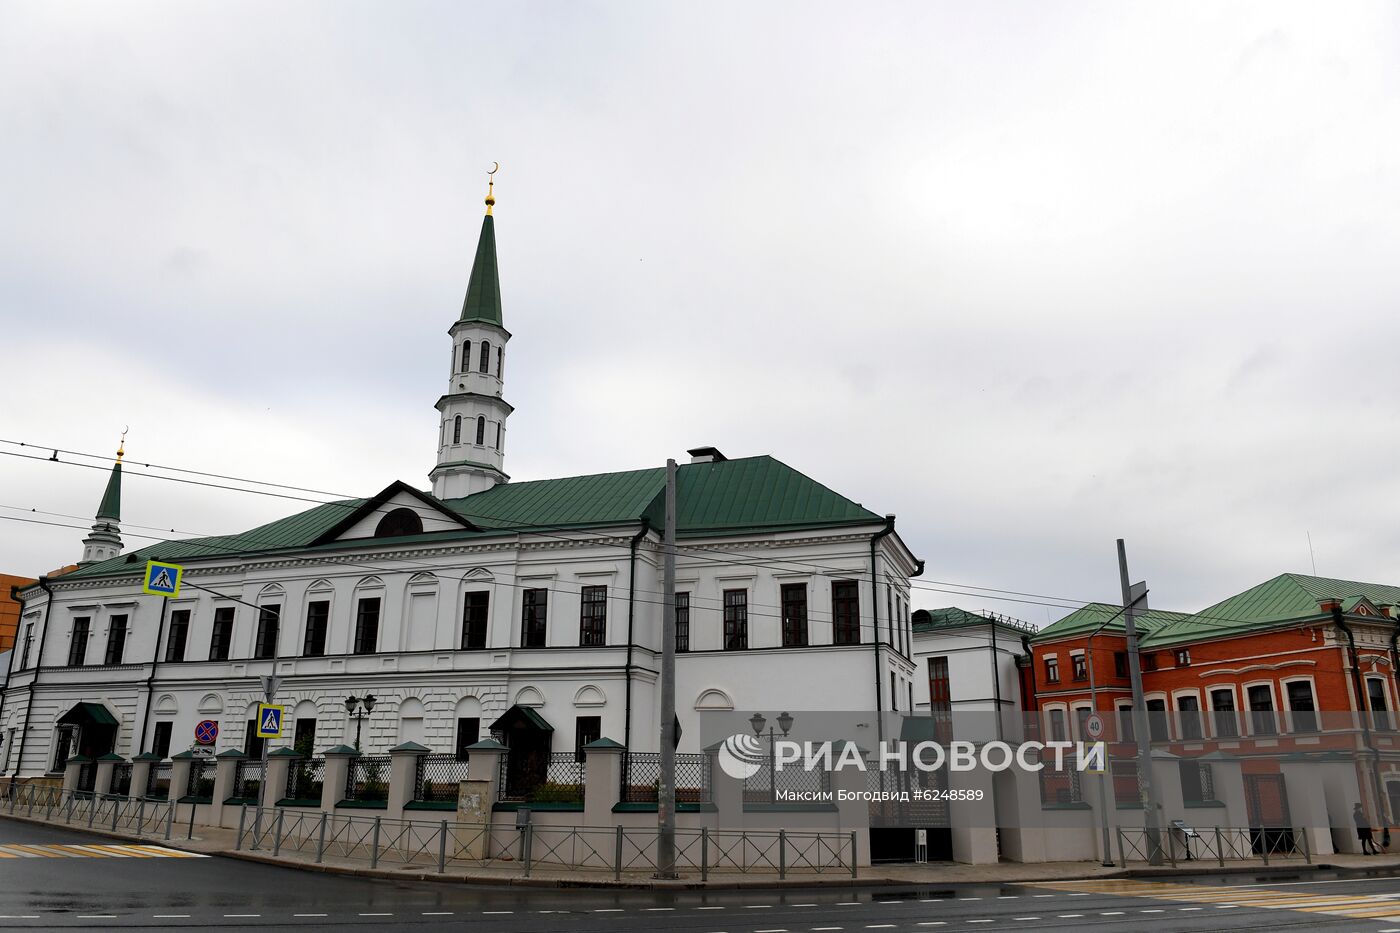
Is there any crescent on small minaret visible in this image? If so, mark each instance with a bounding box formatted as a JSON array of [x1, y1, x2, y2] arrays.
[[485, 162, 498, 215]]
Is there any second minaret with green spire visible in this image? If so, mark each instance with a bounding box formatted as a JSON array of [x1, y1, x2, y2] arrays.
[[430, 170, 513, 499], [81, 434, 125, 564]]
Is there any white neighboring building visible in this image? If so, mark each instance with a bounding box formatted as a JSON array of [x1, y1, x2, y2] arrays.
[[910, 607, 1034, 739], [1, 187, 922, 779]]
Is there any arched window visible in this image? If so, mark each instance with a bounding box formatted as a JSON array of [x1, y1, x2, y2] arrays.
[[494, 423, 501, 450], [453, 415, 462, 444], [479, 340, 490, 373], [375, 507, 423, 538], [475, 416, 486, 445], [461, 341, 471, 373], [496, 347, 502, 377]]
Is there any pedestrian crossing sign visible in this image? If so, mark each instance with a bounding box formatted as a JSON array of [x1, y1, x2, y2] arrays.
[[256, 703, 285, 738], [142, 560, 183, 597]]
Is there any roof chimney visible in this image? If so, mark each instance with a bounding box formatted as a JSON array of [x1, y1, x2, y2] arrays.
[[687, 446, 727, 464], [1318, 598, 1343, 614]]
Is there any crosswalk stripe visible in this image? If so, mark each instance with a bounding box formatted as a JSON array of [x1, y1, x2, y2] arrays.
[[1034, 878, 1400, 926]]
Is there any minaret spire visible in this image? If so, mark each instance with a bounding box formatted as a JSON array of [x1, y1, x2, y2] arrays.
[[430, 165, 513, 499], [81, 430, 125, 564]]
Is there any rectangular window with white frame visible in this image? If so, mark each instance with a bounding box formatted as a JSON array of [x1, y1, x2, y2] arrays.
[[1210, 687, 1238, 738], [1284, 678, 1317, 733]]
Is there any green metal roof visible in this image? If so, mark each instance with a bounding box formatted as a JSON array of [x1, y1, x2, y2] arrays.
[[1032, 602, 1191, 643], [914, 607, 1039, 636], [459, 213, 501, 325], [60, 456, 886, 582], [1140, 573, 1400, 647], [654, 456, 881, 535], [96, 461, 121, 522], [449, 466, 665, 530]]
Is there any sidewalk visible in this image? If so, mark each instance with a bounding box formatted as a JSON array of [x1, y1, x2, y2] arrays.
[[6, 810, 1398, 889]]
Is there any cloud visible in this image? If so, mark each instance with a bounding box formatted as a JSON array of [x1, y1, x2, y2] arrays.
[[2, 1, 1399, 621]]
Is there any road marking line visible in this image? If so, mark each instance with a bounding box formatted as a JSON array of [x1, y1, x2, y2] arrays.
[[746, 905, 774, 909], [958, 897, 981, 901], [968, 922, 994, 925], [1013, 918, 1041, 922], [916, 924, 946, 928], [1100, 911, 1125, 915], [866, 926, 897, 929], [812, 927, 843, 931], [1057, 914, 1084, 918], [595, 908, 624, 912], [359, 913, 393, 917], [153, 915, 191, 919], [697, 906, 726, 910], [1178, 907, 1203, 911], [294, 914, 327, 917], [422, 912, 454, 916], [647, 908, 676, 911], [78, 916, 116, 920], [754, 929, 788, 932], [224, 914, 261, 918], [792, 904, 818, 907], [837, 902, 860, 906], [999, 895, 1019, 899], [483, 910, 513, 914]]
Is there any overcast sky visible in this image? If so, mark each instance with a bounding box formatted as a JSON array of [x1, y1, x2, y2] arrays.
[[2, 1, 1398, 624]]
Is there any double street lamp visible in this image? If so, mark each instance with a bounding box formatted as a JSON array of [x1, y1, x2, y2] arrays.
[[749, 711, 794, 803], [345, 695, 376, 750]]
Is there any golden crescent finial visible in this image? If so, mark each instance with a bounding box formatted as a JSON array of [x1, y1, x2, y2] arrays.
[[117, 426, 128, 463], [485, 162, 498, 215]]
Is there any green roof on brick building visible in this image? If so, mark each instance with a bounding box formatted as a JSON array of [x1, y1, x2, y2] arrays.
[[60, 455, 887, 581], [1032, 602, 1192, 642], [1139, 573, 1400, 647]]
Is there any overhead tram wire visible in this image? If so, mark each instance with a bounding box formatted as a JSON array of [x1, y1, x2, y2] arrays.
[[0, 443, 1093, 613], [0, 508, 1287, 640], [0, 511, 893, 636], [1, 438, 1283, 632]]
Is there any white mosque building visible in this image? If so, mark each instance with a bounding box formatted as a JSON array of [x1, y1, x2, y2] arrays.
[[1, 180, 922, 781]]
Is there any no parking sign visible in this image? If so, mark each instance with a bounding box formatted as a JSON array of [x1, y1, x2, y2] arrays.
[[194, 720, 219, 745]]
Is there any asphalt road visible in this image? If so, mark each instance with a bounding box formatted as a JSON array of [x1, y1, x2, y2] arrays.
[[5, 818, 1400, 932]]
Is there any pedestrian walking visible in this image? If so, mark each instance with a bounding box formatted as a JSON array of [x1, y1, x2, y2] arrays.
[[1354, 803, 1380, 854]]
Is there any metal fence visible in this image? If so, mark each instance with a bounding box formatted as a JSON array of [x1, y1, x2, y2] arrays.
[[1038, 767, 1082, 806], [743, 758, 831, 805], [232, 805, 856, 879], [147, 762, 172, 799], [111, 762, 133, 797], [185, 759, 215, 801], [620, 752, 711, 804], [4, 784, 177, 840], [231, 760, 265, 802], [415, 754, 470, 803], [285, 757, 325, 803], [497, 753, 585, 803], [344, 756, 392, 803], [1116, 825, 1310, 867]]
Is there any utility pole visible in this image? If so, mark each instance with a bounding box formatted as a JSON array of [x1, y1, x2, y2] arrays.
[[1084, 630, 1114, 867], [1118, 538, 1162, 864], [655, 459, 678, 878]]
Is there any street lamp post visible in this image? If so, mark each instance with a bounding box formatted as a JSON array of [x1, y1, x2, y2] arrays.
[[344, 695, 376, 751], [750, 711, 794, 803]]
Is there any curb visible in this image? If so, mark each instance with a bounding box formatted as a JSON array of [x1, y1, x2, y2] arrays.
[[0, 812, 1369, 889]]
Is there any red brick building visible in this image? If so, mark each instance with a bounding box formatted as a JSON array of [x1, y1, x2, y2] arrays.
[[1029, 573, 1400, 830], [0, 573, 38, 654]]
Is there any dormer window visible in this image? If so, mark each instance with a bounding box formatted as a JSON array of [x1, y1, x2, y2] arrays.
[[479, 340, 491, 373], [453, 415, 462, 444], [475, 416, 486, 445], [375, 507, 424, 538]]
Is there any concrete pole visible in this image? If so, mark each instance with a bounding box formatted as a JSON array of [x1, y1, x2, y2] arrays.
[[655, 458, 678, 878], [1118, 538, 1163, 864]]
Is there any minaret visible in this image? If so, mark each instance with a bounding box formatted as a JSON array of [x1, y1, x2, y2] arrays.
[[429, 168, 513, 499], [80, 433, 125, 564]]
